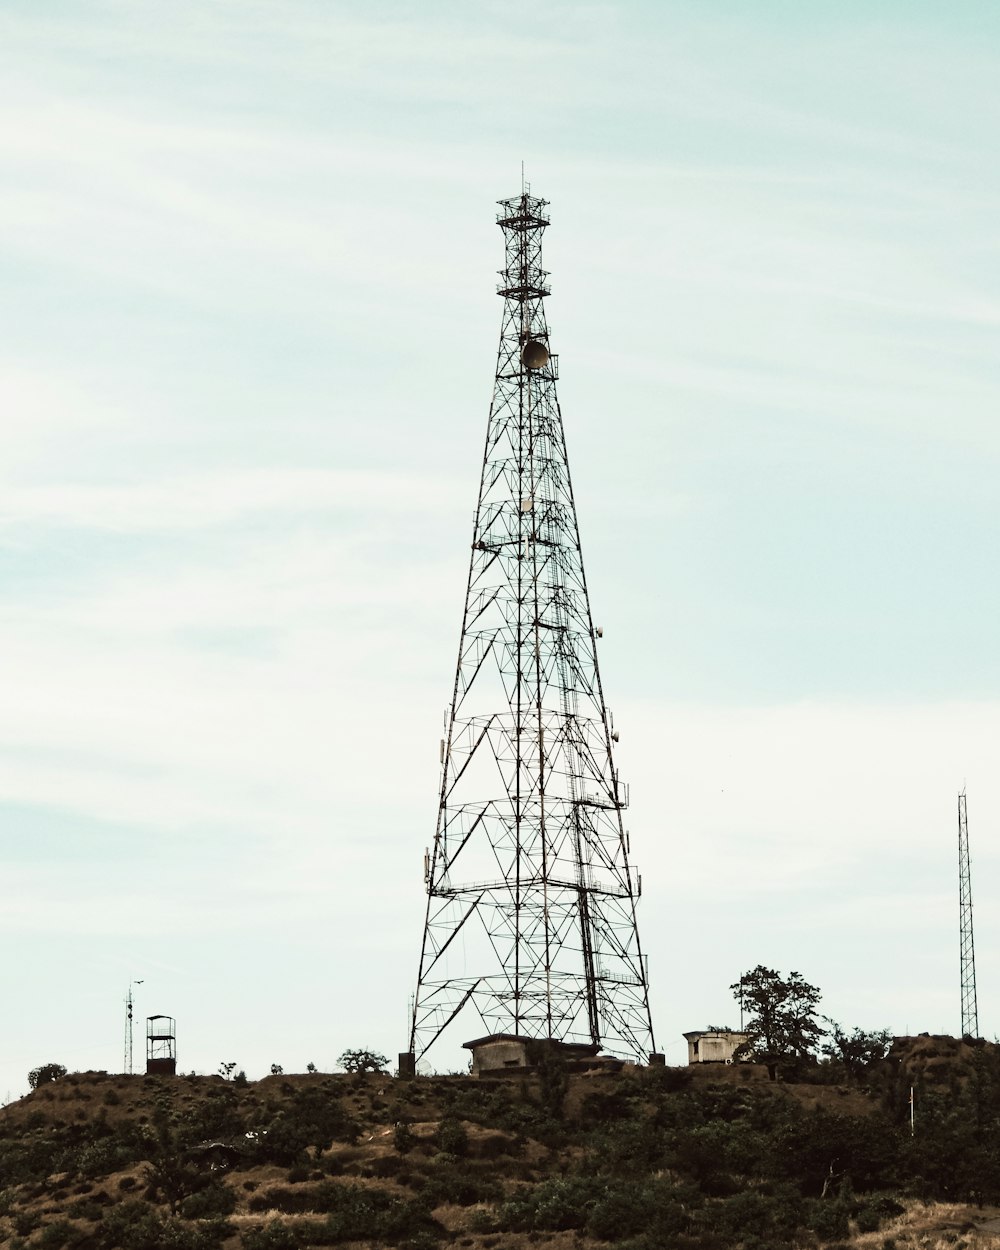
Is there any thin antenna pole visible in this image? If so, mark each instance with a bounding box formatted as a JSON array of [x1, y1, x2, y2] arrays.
[[958, 790, 978, 1038], [124, 980, 143, 1075]]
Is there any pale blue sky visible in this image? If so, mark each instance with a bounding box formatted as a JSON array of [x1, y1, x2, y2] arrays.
[[2, 2, 1000, 1093]]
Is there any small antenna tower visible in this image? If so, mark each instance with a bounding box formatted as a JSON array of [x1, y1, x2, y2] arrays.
[[958, 790, 978, 1038], [408, 189, 656, 1064], [124, 980, 143, 1075]]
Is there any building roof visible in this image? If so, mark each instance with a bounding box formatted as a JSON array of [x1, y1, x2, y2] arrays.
[[462, 1033, 600, 1057]]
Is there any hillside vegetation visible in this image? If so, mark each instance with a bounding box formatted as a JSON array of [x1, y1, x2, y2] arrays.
[[1, 1038, 1000, 1250]]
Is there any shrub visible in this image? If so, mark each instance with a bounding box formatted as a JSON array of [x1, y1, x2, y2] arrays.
[[369, 1154, 405, 1179], [804, 1197, 852, 1240], [417, 1166, 503, 1207], [240, 1222, 300, 1250], [496, 1176, 593, 1232], [696, 1189, 801, 1243], [12, 1211, 41, 1237], [246, 1082, 356, 1166], [180, 1183, 237, 1218], [856, 1203, 884, 1233], [585, 1180, 689, 1242], [247, 1181, 439, 1241], [75, 1135, 145, 1178], [156, 1219, 225, 1250], [434, 1118, 469, 1158], [70, 1197, 107, 1220], [98, 1199, 164, 1250], [324, 1185, 439, 1242], [37, 1222, 80, 1249], [595, 1117, 667, 1172], [394, 1122, 416, 1154]]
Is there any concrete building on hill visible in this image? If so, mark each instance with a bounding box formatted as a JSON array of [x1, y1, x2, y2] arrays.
[[463, 1034, 602, 1077], [683, 1029, 748, 1064]]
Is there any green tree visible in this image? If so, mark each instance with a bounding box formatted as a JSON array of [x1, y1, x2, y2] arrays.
[[822, 1023, 892, 1082], [526, 1041, 569, 1120], [28, 1063, 67, 1089], [338, 1048, 388, 1074], [145, 1088, 205, 1215], [732, 966, 824, 1068]]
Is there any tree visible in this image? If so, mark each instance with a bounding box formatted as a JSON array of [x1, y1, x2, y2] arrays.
[[732, 966, 825, 1067], [822, 1023, 892, 1082], [28, 1063, 67, 1089], [338, 1048, 388, 1074], [270, 1063, 284, 1076], [526, 1040, 569, 1120], [144, 1091, 205, 1215]]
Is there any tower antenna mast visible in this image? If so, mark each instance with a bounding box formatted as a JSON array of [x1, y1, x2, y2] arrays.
[[958, 790, 978, 1038], [408, 190, 656, 1064], [124, 980, 143, 1075]]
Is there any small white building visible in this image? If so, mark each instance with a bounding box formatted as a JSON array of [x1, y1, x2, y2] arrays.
[[683, 1029, 748, 1065]]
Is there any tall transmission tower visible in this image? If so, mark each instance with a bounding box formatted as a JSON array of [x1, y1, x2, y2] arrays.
[[408, 189, 656, 1065], [958, 790, 978, 1038]]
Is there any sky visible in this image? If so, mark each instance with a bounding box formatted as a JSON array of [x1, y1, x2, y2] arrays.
[[2, 0, 1000, 1097]]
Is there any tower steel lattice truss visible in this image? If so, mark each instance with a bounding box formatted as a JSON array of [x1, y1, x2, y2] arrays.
[[409, 190, 656, 1063], [958, 789, 978, 1038]]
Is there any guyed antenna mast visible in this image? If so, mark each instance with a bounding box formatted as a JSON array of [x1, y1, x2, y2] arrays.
[[124, 980, 143, 1074], [958, 790, 978, 1038]]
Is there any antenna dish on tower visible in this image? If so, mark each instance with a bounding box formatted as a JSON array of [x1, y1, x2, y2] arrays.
[[521, 340, 549, 370]]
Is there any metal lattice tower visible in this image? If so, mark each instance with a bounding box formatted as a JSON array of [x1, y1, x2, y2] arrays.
[[958, 789, 978, 1038], [409, 189, 656, 1064]]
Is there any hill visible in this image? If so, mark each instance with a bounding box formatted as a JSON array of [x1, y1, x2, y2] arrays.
[[2, 1048, 1000, 1249]]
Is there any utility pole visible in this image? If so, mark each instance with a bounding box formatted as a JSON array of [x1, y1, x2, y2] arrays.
[[408, 189, 656, 1064]]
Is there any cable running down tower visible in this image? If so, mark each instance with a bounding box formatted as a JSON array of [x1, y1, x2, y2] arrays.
[[958, 789, 978, 1039], [409, 189, 656, 1064]]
